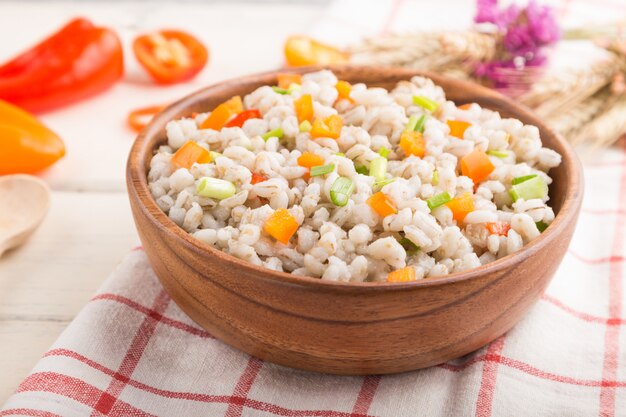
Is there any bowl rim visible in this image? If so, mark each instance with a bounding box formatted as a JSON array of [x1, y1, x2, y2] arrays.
[[127, 65, 583, 292]]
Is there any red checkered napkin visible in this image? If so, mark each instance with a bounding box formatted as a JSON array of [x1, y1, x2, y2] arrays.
[[2, 145, 625, 417]]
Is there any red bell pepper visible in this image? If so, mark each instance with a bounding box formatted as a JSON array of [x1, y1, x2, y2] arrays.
[[224, 109, 262, 128], [0, 18, 124, 113]]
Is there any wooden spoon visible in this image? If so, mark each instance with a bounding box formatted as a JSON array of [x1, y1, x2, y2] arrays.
[[0, 175, 50, 257]]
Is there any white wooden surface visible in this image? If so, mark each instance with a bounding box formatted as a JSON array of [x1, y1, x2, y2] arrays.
[[0, 1, 324, 403]]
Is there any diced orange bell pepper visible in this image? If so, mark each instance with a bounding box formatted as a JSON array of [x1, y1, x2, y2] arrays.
[[445, 192, 475, 223], [251, 172, 268, 184], [277, 73, 302, 89], [399, 130, 426, 157], [294, 94, 313, 123], [310, 115, 343, 139], [486, 221, 511, 236], [367, 192, 398, 217], [387, 267, 416, 283], [284, 35, 349, 67], [297, 152, 324, 168], [335, 80, 353, 102], [458, 103, 473, 110], [264, 208, 299, 244], [460, 149, 494, 185], [200, 95, 243, 130], [171, 141, 211, 169], [447, 120, 472, 139]]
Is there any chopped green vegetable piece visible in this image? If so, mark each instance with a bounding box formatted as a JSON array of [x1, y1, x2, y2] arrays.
[[310, 164, 335, 177], [509, 176, 548, 202], [355, 164, 368, 175], [335, 152, 345, 157], [272, 86, 289, 94], [374, 177, 396, 188], [399, 237, 420, 255], [209, 151, 222, 161], [405, 115, 419, 132], [378, 147, 391, 158], [299, 120, 312, 132], [414, 114, 427, 133], [487, 150, 509, 158], [427, 191, 451, 211], [369, 156, 387, 181], [261, 127, 284, 141], [287, 83, 301, 93], [511, 174, 538, 185], [413, 95, 439, 112], [536, 221, 548, 232], [196, 177, 236, 200], [330, 177, 354, 207], [432, 169, 439, 186]]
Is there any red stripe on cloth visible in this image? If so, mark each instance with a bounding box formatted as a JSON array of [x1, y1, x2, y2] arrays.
[[541, 294, 625, 325], [379, 0, 403, 36], [475, 336, 506, 417], [350, 376, 381, 416], [91, 293, 212, 339], [0, 409, 63, 417], [224, 357, 264, 417], [599, 151, 626, 417], [16, 372, 156, 417], [568, 251, 625, 265], [90, 290, 170, 417]]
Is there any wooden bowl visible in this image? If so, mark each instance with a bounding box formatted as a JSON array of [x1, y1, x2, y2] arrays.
[[126, 66, 583, 375]]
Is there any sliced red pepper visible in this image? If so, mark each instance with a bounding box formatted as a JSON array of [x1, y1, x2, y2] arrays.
[[251, 173, 268, 184], [0, 18, 124, 113], [133, 30, 208, 84], [486, 221, 511, 236], [224, 109, 262, 128], [127, 104, 167, 133]]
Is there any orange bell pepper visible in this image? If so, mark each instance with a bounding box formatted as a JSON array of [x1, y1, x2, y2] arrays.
[[297, 152, 324, 168], [250, 172, 268, 184], [294, 94, 314, 123], [310, 115, 343, 139], [200, 96, 243, 131], [277, 73, 302, 89], [486, 221, 511, 236], [0, 100, 65, 174], [367, 192, 398, 217], [445, 192, 475, 223], [399, 130, 426, 157], [460, 149, 494, 185], [388, 267, 417, 283], [171, 141, 211, 169], [264, 208, 299, 244], [447, 120, 472, 139], [458, 103, 474, 110], [284, 35, 349, 67], [335, 80, 353, 102]]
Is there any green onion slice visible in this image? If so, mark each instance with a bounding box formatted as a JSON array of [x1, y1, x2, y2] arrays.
[[369, 156, 387, 181], [261, 127, 284, 141], [374, 177, 396, 188], [378, 147, 391, 158], [355, 164, 368, 175], [399, 237, 420, 255], [405, 115, 419, 132], [511, 174, 538, 185], [427, 191, 451, 211], [272, 86, 289, 94], [196, 177, 236, 200], [413, 95, 439, 112], [310, 164, 335, 177], [209, 151, 222, 161], [335, 152, 345, 157], [330, 177, 355, 207], [487, 150, 509, 158], [536, 221, 548, 232], [432, 169, 439, 186], [299, 120, 312, 132], [287, 83, 301, 93], [509, 176, 548, 202]]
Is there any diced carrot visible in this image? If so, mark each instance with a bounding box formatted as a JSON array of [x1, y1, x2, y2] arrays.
[[297, 152, 324, 168], [447, 120, 472, 139], [367, 192, 397, 217], [445, 192, 475, 223], [460, 149, 495, 185], [251, 172, 268, 184], [294, 94, 314, 123], [387, 267, 417, 283], [399, 130, 426, 157], [277, 73, 302, 89], [310, 114, 343, 139], [335, 80, 353, 102], [486, 221, 511, 236], [200, 96, 243, 130], [171, 141, 211, 169], [264, 208, 299, 244], [284, 35, 349, 67]]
